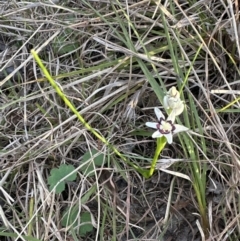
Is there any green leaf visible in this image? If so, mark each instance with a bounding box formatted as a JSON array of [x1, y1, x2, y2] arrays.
[[80, 149, 105, 177], [48, 164, 77, 194], [79, 212, 93, 236], [61, 206, 93, 237], [51, 29, 79, 55]]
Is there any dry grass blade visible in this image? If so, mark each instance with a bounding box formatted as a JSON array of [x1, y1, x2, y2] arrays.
[[0, 1, 239, 240]]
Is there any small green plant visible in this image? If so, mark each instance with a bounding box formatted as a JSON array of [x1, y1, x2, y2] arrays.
[[61, 206, 94, 237], [80, 148, 105, 177], [145, 87, 188, 176], [48, 164, 77, 194]]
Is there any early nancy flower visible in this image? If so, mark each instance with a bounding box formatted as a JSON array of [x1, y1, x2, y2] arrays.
[[146, 107, 188, 144], [163, 86, 184, 116]]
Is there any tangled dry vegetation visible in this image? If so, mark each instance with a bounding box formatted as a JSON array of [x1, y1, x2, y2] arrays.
[[0, 1, 240, 241]]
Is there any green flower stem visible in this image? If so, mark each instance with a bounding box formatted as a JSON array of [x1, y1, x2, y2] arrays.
[[148, 136, 167, 177], [27, 194, 34, 236], [31, 50, 147, 177]]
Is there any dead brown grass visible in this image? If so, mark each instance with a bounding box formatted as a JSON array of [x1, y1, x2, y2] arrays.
[[0, 1, 240, 241]]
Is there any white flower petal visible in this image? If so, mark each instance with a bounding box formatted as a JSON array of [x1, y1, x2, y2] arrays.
[[163, 96, 170, 109], [167, 111, 176, 123], [154, 107, 165, 120], [173, 124, 189, 134], [168, 86, 180, 98], [146, 122, 158, 129], [152, 130, 162, 138], [171, 102, 184, 116], [168, 97, 182, 109], [163, 87, 185, 116], [164, 133, 173, 144]]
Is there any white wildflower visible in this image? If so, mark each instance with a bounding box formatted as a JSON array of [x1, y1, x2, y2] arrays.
[[146, 107, 188, 144]]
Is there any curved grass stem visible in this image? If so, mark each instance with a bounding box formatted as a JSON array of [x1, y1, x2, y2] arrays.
[[31, 50, 148, 177]]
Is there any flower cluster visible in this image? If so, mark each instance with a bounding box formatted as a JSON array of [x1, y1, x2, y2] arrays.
[[146, 87, 188, 144]]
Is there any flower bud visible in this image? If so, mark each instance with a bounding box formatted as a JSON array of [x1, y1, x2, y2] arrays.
[[163, 87, 184, 116]]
